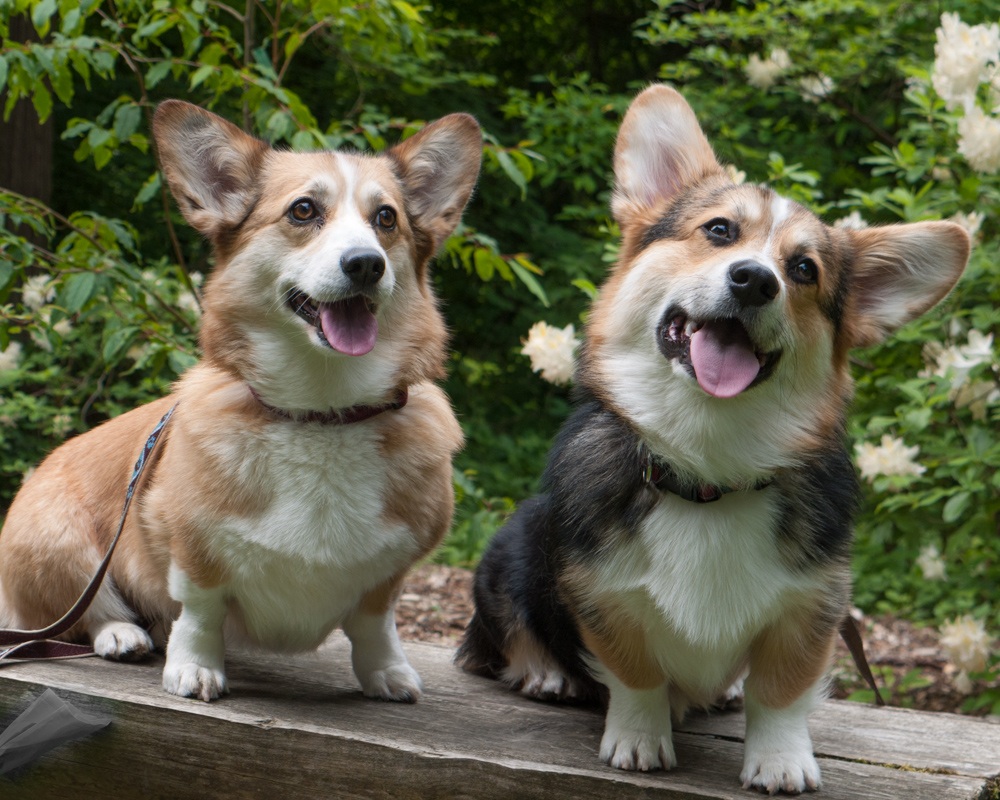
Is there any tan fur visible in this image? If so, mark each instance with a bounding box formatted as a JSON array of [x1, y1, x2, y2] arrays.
[[746, 595, 844, 710], [0, 101, 481, 685], [575, 601, 665, 691]]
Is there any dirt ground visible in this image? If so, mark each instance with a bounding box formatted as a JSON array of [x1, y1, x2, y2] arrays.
[[397, 564, 996, 716]]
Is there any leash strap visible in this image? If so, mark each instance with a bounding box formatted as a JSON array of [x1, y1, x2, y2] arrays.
[[0, 403, 178, 663], [839, 615, 885, 706]]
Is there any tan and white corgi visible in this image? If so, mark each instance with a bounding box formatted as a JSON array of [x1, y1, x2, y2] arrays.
[[458, 85, 969, 793], [0, 100, 482, 703]]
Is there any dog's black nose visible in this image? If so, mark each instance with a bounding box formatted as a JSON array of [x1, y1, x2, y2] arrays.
[[728, 261, 779, 307], [341, 248, 385, 290]]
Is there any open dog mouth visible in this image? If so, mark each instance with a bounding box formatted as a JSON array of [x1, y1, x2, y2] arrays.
[[657, 306, 781, 398], [287, 289, 378, 357]]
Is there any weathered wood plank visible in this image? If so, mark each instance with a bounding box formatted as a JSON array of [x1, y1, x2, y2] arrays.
[[0, 634, 995, 800]]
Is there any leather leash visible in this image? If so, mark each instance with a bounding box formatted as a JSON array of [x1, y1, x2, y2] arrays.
[[0, 403, 177, 663], [839, 614, 885, 706]]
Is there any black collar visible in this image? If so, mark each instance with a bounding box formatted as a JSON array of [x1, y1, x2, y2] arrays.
[[248, 385, 408, 424], [641, 449, 773, 503]]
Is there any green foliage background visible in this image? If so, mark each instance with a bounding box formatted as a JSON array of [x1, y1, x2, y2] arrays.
[[1, 0, 998, 707]]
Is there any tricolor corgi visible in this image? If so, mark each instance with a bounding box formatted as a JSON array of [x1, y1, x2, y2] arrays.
[[458, 85, 968, 793], [0, 100, 482, 702]]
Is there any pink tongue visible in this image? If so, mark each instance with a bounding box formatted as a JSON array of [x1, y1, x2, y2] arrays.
[[318, 297, 378, 356], [689, 320, 760, 398]]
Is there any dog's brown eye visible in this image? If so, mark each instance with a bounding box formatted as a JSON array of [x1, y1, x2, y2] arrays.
[[375, 206, 396, 230], [289, 199, 318, 223], [703, 218, 733, 242], [789, 258, 818, 284]]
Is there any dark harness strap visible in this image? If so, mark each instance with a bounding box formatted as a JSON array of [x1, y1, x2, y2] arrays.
[[0, 403, 177, 663]]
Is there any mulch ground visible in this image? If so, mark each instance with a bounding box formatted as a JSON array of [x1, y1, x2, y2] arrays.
[[397, 564, 996, 717]]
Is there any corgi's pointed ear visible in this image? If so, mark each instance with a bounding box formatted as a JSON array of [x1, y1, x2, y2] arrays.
[[386, 113, 482, 257], [846, 221, 970, 348], [612, 84, 724, 221], [152, 100, 269, 237]]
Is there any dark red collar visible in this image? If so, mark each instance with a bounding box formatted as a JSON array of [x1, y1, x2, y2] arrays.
[[248, 385, 408, 424], [641, 449, 773, 503]]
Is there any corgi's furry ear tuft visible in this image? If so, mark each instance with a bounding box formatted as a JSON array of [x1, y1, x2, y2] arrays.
[[611, 84, 724, 222], [386, 113, 482, 258], [845, 221, 970, 348], [152, 100, 269, 237]]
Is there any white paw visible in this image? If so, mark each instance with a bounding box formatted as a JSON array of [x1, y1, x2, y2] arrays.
[[359, 662, 422, 703], [92, 622, 154, 662], [162, 661, 229, 702], [741, 750, 821, 794], [600, 726, 676, 772], [520, 669, 580, 701]]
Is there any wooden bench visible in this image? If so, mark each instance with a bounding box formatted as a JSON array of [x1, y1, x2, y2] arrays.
[[1, 633, 997, 799]]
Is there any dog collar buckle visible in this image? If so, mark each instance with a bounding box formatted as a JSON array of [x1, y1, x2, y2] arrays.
[[641, 450, 771, 503]]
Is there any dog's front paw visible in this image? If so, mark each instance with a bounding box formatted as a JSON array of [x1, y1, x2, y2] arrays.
[[358, 662, 422, 703], [741, 750, 821, 795], [600, 726, 676, 772], [163, 661, 229, 702], [92, 621, 154, 662]]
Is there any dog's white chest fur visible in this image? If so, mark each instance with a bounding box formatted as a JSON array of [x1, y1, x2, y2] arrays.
[[199, 421, 416, 651], [596, 489, 818, 690]]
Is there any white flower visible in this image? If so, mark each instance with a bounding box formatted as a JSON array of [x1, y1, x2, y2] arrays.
[[940, 615, 993, 693], [920, 333, 991, 391], [745, 50, 790, 91], [189, 271, 204, 288], [916, 544, 947, 581], [833, 210, 868, 230], [854, 434, 926, 481], [958, 329, 994, 364], [0, 341, 22, 373], [931, 165, 953, 182], [769, 48, 791, 71], [21, 275, 54, 310], [958, 105, 1000, 174], [932, 12, 1000, 111], [521, 321, 579, 385], [950, 210, 985, 240], [725, 164, 746, 184], [798, 73, 835, 102], [50, 413, 73, 438]]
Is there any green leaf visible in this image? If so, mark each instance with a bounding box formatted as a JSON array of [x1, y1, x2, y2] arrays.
[[493, 148, 528, 200], [473, 248, 494, 281], [114, 103, 143, 141], [32, 84, 53, 123], [252, 47, 278, 81], [60, 271, 97, 314], [32, 0, 58, 37], [0, 56, 8, 95], [146, 61, 172, 89], [290, 130, 314, 152], [134, 172, 162, 207], [167, 349, 198, 375], [509, 257, 549, 307], [94, 146, 112, 169], [391, 0, 422, 21], [942, 491, 971, 524], [88, 126, 112, 149], [571, 278, 598, 300], [0, 260, 14, 290], [189, 64, 214, 89], [103, 325, 140, 362]]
